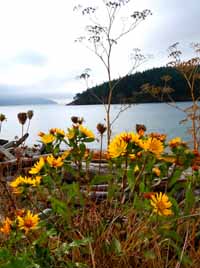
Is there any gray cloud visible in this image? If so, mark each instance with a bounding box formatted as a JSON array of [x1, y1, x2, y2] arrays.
[[0, 75, 76, 100], [14, 50, 48, 66]]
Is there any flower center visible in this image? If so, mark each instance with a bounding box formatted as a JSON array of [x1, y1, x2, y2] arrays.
[[157, 201, 166, 212], [24, 219, 34, 228]]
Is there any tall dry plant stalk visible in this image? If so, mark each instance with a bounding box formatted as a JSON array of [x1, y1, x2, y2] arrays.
[[168, 42, 200, 151], [74, 0, 152, 145], [141, 43, 200, 151], [0, 113, 6, 134]]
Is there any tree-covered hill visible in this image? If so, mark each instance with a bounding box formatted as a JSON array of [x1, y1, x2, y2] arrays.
[[69, 67, 199, 105]]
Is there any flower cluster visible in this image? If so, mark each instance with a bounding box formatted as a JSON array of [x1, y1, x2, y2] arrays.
[[9, 175, 42, 194], [0, 210, 39, 236], [108, 131, 164, 159]]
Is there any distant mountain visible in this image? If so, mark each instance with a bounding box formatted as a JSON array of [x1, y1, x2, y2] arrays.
[[0, 96, 56, 106], [69, 66, 199, 105]]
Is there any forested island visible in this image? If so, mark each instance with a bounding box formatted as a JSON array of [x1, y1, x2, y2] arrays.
[[69, 66, 199, 105]]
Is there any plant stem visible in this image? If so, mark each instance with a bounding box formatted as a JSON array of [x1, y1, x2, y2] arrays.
[[98, 134, 103, 174]]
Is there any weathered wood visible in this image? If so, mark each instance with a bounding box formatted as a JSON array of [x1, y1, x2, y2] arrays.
[[14, 133, 29, 147], [0, 146, 16, 160], [0, 139, 8, 146]]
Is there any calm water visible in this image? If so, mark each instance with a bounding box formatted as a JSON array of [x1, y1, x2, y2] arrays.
[[0, 102, 192, 149]]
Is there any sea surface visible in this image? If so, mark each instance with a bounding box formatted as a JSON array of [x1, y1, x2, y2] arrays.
[[0, 102, 193, 149]]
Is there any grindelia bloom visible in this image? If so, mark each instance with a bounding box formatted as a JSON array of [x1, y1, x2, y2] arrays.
[[149, 132, 167, 142], [29, 157, 45, 174], [50, 128, 65, 137], [140, 138, 164, 156], [79, 125, 95, 139], [108, 135, 127, 158], [120, 132, 140, 144], [41, 134, 55, 144], [168, 137, 185, 148], [9, 176, 42, 194], [150, 192, 173, 216], [31, 176, 42, 186], [0, 217, 12, 235], [61, 150, 70, 160], [17, 210, 39, 234], [47, 155, 64, 168]]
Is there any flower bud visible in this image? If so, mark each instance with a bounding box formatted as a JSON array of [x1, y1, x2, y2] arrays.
[[71, 116, 84, 125], [136, 124, 146, 136], [0, 113, 6, 122], [27, 110, 34, 120], [96, 123, 107, 134], [17, 112, 27, 125]]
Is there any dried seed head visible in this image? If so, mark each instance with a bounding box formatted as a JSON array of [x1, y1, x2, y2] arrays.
[[17, 112, 27, 125], [49, 128, 56, 135], [96, 123, 107, 134], [136, 124, 146, 135], [0, 113, 6, 122], [27, 110, 34, 120], [71, 116, 84, 124]]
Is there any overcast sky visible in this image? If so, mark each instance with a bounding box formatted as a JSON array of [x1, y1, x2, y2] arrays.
[[0, 0, 199, 103]]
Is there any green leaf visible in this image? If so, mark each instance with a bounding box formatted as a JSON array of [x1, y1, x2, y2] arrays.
[[62, 182, 83, 203], [0, 249, 10, 260], [79, 143, 86, 155], [143, 250, 156, 260], [112, 238, 122, 255], [169, 196, 180, 216], [127, 168, 135, 190], [50, 197, 68, 218], [168, 169, 182, 189], [53, 143, 60, 155], [69, 237, 93, 248], [90, 174, 113, 185], [84, 138, 95, 143], [185, 183, 195, 214]]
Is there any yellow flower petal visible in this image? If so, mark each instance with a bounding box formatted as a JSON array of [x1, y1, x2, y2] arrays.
[[150, 192, 173, 216]]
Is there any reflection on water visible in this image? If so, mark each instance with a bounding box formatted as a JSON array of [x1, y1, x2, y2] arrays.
[[0, 102, 192, 149]]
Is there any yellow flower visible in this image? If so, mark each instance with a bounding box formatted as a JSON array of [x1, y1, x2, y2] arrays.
[[152, 167, 161, 177], [150, 192, 173, 216], [29, 157, 45, 175], [9, 176, 24, 188], [158, 155, 176, 163], [41, 134, 55, 144], [17, 210, 39, 234], [54, 128, 65, 137], [134, 165, 140, 173], [129, 153, 136, 160], [168, 137, 183, 148], [66, 128, 75, 140], [140, 138, 164, 156], [61, 150, 70, 160], [0, 217, 12, 235], [47, 155, 64, 168], [31, 176, 42, 186], [119, 132, 140, 145], [149, 133, 167, 142], [79, 125, 95, 139], [119, 132, 133, 143], [108, 134, 127, 158], [130, 133, 140, 144], [10, 176, 41, 193]]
